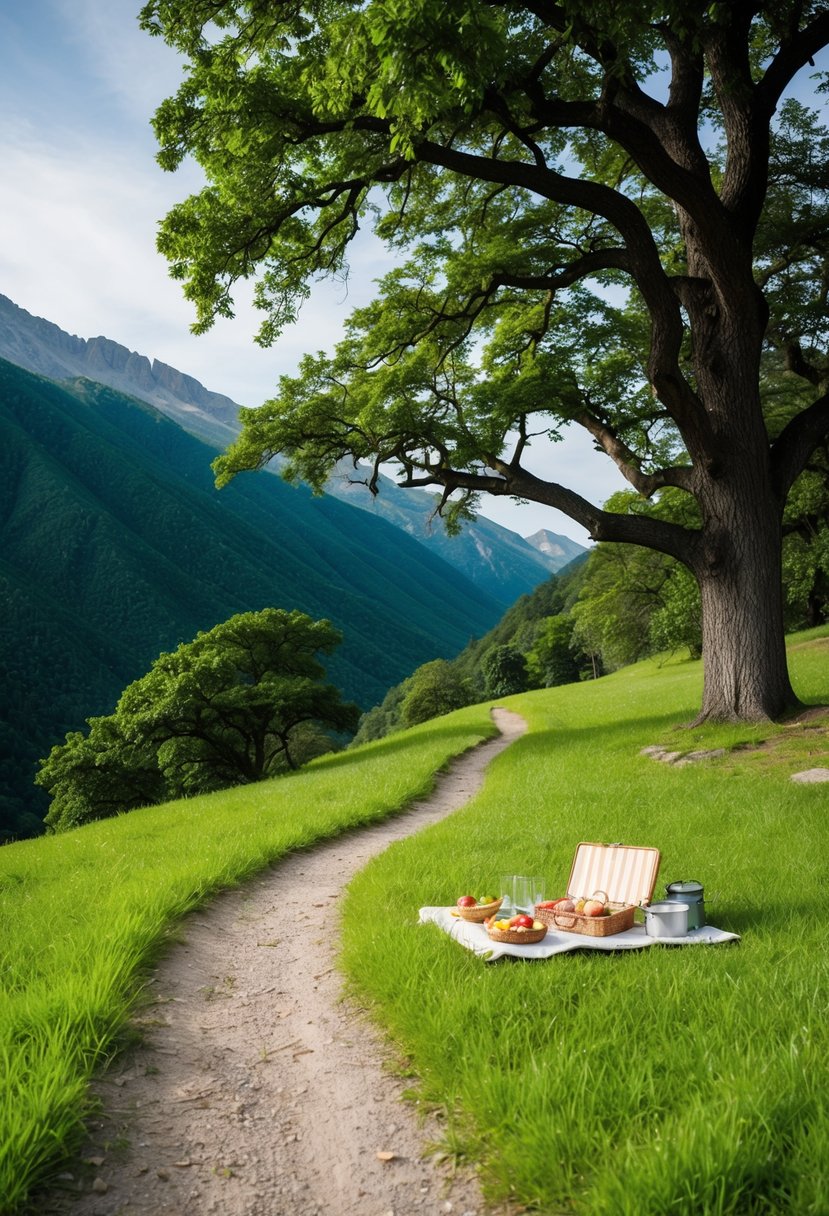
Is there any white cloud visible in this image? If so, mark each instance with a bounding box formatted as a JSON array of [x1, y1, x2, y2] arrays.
[[0, 120, 384, 402]]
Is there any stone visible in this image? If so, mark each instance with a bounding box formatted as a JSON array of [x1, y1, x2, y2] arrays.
[[790, 767, 829, 783]]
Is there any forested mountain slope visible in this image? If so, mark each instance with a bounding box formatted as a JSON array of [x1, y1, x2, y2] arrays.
[[0, 293, 584, 606], [0, 359, 502, 838]]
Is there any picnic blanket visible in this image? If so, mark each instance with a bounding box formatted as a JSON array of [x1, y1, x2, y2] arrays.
[[419, 906, 740, 961]]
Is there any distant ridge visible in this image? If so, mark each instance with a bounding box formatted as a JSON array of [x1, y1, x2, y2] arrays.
[[0, 293, 240, 446], [0, 294, 585, 606], [524, 528, 587, 567]]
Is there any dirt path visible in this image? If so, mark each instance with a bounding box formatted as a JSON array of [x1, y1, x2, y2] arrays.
[[40, 708, 526, 1216]]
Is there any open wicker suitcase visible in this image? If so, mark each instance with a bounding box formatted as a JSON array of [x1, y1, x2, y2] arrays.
[[535, 841, 661, 937]]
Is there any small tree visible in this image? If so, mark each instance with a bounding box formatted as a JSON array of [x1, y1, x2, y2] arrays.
[[648, 566, 703, 659], [481, 644, 529, 698], [400, 659, 472, 727], [37, 609, 359, 830], [526, 615, 583, 688], [570, 490, 703, 669]]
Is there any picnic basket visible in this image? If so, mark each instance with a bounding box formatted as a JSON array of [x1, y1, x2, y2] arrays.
[[535, 842, 661, 938]]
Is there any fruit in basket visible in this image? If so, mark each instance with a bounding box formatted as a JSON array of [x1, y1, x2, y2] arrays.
[[488, 915, 547, 935], [537, 898, 572, 910], [477, 894, 498, 906], [583, 898, 606, 917], [456, 895, 477, 908]]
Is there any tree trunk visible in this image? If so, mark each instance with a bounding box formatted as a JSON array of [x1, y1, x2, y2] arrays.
[[693, 481, 799, 723]]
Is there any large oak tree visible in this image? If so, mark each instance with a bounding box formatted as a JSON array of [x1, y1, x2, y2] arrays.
[[142, 0, 829, 722]]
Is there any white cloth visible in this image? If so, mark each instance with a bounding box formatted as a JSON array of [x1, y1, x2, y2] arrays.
[[418, 906, 740, 962]]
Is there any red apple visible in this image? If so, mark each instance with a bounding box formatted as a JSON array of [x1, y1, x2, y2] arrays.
[[456, 895, 477, 907], [510, 914, 534, 928]]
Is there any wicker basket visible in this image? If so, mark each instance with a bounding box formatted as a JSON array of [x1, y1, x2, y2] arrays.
[[455, 897, 504, 923], [485, 921, 548, 945], [535, 900, 635, 938], [534, 843, 661, 938]]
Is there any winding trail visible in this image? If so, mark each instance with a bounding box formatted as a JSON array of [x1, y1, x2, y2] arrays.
[[41, 708, 526, 1216]]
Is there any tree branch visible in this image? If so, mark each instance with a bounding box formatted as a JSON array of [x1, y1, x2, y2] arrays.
[[783, 339, 824, 387], [757, 10, 829, 117], [398, 458, 698, 564], [572, 408, 694, 496], [771, 390, 829, 500]]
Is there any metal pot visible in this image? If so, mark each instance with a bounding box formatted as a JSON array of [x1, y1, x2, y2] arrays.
[[664, 880, 706, 929], [644, 901, 689, 939]]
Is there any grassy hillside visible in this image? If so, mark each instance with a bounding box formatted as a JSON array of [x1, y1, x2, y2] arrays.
[[0, 358, 503, 837], [342, 632, 829, 1215], [0, 631, 826, 1213]]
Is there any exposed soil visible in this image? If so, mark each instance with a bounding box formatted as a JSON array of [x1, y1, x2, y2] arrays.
[[37, 709, 526, 1216]]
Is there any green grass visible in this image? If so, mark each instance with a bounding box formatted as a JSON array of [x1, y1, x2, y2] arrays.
[[2, 633, 827, 1215], [340, 630, 829, 1215], [0, 710, 495, 1214]]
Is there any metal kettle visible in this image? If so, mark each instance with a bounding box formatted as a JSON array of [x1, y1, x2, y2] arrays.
[[664, 880, 706, 929]]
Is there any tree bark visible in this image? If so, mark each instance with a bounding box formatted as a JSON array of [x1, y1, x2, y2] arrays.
[[691, 458, 799, 723]]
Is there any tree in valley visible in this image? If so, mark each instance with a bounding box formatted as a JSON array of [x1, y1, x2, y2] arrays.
[[525, 614, 585, 687], [400, 659, 473, 726], [481, 643, 529, 696], [37, 609, 359, 830], [143, 1, 829, 722]]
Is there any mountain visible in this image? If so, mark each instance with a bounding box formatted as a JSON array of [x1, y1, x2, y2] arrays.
[[0, 358, 504, 840], [524, 528, 589, 568], [324, 465, 578, 605], [0, 294, 585, 605], [0, 293, 239, 448]]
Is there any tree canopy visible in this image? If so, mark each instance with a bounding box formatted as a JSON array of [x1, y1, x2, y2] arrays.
[[38, 609, 359, 830], [142, 1, 829, 721]]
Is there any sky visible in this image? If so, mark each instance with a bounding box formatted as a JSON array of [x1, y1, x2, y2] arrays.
[[1, 5, 825, 546]]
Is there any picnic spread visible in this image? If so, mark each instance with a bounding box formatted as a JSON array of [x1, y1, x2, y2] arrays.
[[420, 841, 740, 961]]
